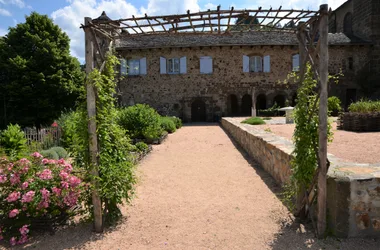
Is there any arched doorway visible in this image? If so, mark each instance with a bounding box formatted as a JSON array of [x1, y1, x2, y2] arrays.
[[256, 94, 267, 110], [273, 95, 286, 108], [227, 94, 238, 116], [241, 94, 252, 116], [191, 99, 206, 122]]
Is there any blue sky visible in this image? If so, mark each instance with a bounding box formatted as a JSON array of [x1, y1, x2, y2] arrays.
[[0, 0, 346, 62]]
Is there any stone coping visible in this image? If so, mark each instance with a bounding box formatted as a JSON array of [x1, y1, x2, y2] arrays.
[[222, 117, 380, 182]]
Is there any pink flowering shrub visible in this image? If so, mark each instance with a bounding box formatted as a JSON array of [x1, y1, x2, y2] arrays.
[[0, 154, 87, 245]]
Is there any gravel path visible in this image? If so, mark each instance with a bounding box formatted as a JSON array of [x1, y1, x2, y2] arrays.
[[12, 124, 379, 250]]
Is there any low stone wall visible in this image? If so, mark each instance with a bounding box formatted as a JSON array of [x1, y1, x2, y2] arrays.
[[221, 117, 380, 238]]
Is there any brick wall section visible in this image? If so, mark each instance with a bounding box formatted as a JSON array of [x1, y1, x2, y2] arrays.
[[117, 45, 369, 121], [221, 117, 380, 238]]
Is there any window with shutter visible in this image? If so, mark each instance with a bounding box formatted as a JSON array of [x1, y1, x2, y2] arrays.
[[200, 56, 213, 74], [263, 55, 270, 72], [128, 59, 140, 75], [292, 54, 300, 72], [249, 56, 263, 72], [120, 59, 127, 76], [167, 58, 180, 74]]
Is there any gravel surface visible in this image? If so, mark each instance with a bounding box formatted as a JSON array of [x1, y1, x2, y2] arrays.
[[256, 121, 380, 164], [7, 124, 379, 249]]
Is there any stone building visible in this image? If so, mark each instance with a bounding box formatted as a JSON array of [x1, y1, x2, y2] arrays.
[[115, 0, 377, 122]]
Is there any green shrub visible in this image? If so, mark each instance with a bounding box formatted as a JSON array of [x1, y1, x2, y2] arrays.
[[262, 117, 272, 120], [0, 124, 27, 158], [40, 149, 59, 160], [135, 142, 149, 153], [258, 103, 280, 117], [50, 146, 68, 159], [348, 99, 380, 113], [160, 117, 176, 133], [241, 117, 266, 125], [172, 117, 182, 128], [327, 96, 342, 115], [117, 104, 163, 140]]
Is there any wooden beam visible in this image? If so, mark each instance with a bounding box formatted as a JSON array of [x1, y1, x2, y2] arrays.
[[226, 7, 234, 31], [187, 10, 196, 32], [317, 4, 329, 239], [84, 17, 103, 233], [145, 13, 155, 33], [132, 15, 145, 33]]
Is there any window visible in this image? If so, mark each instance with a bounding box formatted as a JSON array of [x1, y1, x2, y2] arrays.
[[167, 58, 180, 74], [120, 58, 147, 76], [200, 56, 213, 74], [128, 59, 140, 75], [243, 55, 270, 73], [348, 57, 354, 70], [343, 12, 353, 35], [292, 54, 300, 72], [160, 56, 187, 74]]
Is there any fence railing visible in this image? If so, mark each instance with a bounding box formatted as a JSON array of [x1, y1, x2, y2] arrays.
[[23, 127, 62, 150]]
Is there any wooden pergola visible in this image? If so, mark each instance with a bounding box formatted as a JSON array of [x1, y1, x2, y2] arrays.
[[82, 4, 330, 237]]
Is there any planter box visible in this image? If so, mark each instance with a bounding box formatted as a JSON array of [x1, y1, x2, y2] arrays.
[[338, 112, 380, 132]]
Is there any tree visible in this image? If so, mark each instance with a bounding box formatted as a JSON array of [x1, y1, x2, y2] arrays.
[[229, 15, 260, 31], [0, 12, 84, 128]]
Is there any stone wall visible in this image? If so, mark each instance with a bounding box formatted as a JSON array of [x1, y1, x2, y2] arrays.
[[117, 45, 369, 121], [221, 117, 380, 238]]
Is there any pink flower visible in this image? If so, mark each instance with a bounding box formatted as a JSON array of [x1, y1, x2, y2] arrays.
[[52, 187, 61, 196], [6, 191, 20, 202], [31, 152, 43, 158], [40, 188, 50, 200], [42, 158, 49, 165], [10, 237, 17, 246], [0, 175, 7, 183], [58, 159, 66, 165], [68, 176, 81, 187], [21, 191, 35, 203], [64, 164, 73, 173], [51, 121, 58, 127], [19, 225, 29, 235], [10, 173, 20, 185], [18, 158, 31, 165], [38, 200, 49, 209], [0, 235, 3, 241], [38, 169, 53, 180], [17, 235, 28, 244], [59, 170, 69, 180], [61, 181, 69, 189], [9, 209, 19, 218], [21, 181, 29, 189], [63, 191, 80, 207]]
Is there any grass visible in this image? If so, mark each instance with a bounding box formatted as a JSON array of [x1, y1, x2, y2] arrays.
[[241, 117, 266, 125], [262, 117, 272, 120], [348, 99, 380, 113]]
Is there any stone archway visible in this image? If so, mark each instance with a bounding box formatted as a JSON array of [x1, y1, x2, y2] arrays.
[[273, 94, 286, 108], [227, 94, 239, 116], [191, 99, 207, 122], [241, 94, 252, 116], [256, 94, 267, 110]]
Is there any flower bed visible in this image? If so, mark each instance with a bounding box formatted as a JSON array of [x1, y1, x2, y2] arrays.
[[0, 153, 86, 246]]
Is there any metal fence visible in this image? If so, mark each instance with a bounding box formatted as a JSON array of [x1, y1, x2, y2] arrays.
[[23, 127, 62, 150]]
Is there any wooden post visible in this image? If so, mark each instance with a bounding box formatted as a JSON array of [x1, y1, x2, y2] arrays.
[[84, 17, 103, 233], [317, 4, 328, 238]]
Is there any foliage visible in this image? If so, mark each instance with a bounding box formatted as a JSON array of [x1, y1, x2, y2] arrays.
[[0, 154, 86, 245], [56, 110, 88, 162], [0, 124, 27, 159], [258, 103, 280, 117], [348, 99, 380, 113], [135, 142, 149, 153], [50, 147, 68, 159], [327, 96, 342, 115], [40, 149, 59, 160], [117, 104, 163, 140], [171, 116, 182, 129], [88, 52, 136, 223], [286, 63, 334, 207], [241, 117, 266, 125], [0, 12, 84, 128], [262, 117, 272, 120], [160, 117, 176, 133]]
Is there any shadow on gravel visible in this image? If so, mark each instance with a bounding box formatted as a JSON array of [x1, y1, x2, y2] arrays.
[[220, 124, 380, 250]]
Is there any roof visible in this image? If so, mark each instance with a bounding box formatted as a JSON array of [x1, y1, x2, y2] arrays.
[[116, 31, 371, 50]]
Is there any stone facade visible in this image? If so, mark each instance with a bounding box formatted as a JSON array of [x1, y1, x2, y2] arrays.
[[117, 43, 370, 121], [221, 117, 380, 238]]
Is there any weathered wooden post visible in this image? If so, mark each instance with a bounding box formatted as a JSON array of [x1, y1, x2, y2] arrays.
[[84, 17, 103, 233], [317, 4, 329, 238]]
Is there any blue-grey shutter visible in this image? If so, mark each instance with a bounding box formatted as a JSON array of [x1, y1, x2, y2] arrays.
[[263, 55, 270, 72], [243, 55, 249, 72], [292, 54, 300, 71], [200, 56, 213, 74], [180, 56, 187, 74], [160, 57, 166, 74], [140, 57, 147, 75], [120, 59, 127, 75]]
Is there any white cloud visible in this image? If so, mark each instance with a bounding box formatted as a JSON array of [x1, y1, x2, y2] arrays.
[[246, 0, 346, 10], [0, 0, 26, 8], [0, 27, 7, 36], [0, 8, 11, 16]]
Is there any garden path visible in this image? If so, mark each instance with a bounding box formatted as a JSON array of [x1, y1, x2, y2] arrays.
[[20, 124, 379, 250]]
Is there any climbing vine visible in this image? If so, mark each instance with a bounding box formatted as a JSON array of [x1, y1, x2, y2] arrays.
[[87, 51, 136, 223], [282, 63, 338, 210]]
